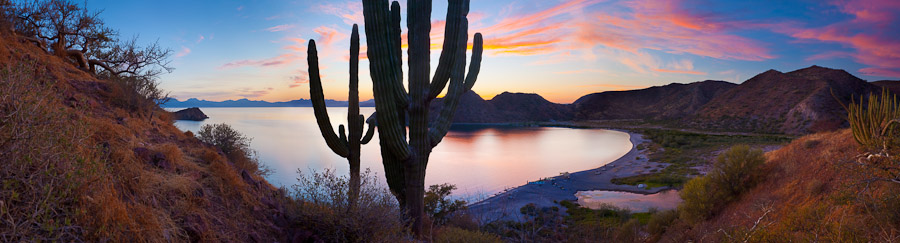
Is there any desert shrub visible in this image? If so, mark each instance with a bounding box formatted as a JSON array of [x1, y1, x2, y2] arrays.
[[434, 226, 501, 243], [290, 168, 405, 242], [425, 183, 468, 226], [679, 145, 765, 223], [709, 145, 766, 197], [196, 123, 270, 177], [646, 209, 678, 235], [678, 176, 719, 223], [197, 123, 250, 156]]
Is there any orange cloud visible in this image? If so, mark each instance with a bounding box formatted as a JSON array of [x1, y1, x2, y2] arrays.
[[313, 26, 349, 48]]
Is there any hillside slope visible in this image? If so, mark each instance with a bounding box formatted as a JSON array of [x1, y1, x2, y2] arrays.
[[693, 66, 880, 134], [0, 32, 293, 241], [573, 80, 736, 120], [431, 91, 574, 123], [874, 80, 900, 94], [661, 129, 899, 241]]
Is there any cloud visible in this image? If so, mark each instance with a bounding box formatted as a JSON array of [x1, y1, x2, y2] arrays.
[[313, 26, 348, 47], [555, 69, 606, 74], [219, 54, 301, 69], [653, 68, 707, 75], [266, 24, 296, 32], [175, 46, 191, 58], [780, 0, 900, 77], [315, 1, 364, 25], [576, 83, 649, 91], [236, 6, 244, 11], [196, 35, 205, 43]]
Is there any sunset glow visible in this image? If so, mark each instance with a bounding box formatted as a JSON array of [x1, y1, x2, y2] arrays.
[[92, 0, 900, 103]]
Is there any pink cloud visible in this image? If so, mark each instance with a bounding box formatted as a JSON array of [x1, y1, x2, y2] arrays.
[[175, 46, 191, 58], [266, 24, 295, 32], [313, 26, 348, 47], [219, 54, 300, 69], [316, 1, 364, 25], [781, 0, 900, 77], [653, 68, 707, 75]]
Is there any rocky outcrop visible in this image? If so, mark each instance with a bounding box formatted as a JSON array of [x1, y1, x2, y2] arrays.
[[172, 107, 209, 121], [573, 80, 736, 120], [693, 66, 880, 134], [430, 91, 574, 123]]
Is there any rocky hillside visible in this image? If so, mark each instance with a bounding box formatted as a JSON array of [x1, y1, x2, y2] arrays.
[[431, 91, 574, 123], [573, 80, 736, 120], [661, 129, 899, 241], [692, 66, 880, 134], [874, 80, 900, 94], [0, 31, 294, 241]]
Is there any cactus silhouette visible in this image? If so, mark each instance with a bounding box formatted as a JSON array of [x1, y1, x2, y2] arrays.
[[307, 24, 376, 207], [360, 0, 483, 236]]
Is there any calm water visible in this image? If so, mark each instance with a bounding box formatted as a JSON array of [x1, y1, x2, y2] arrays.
[[575, 190, 682, 212], [171, 107, 632, 196]]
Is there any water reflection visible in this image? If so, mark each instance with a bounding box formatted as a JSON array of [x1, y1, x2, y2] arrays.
[[575, 190, 682, 212], [171, 107, 632, 196]]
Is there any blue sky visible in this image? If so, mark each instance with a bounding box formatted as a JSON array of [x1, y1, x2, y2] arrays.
[[91, 0, 900, 103]]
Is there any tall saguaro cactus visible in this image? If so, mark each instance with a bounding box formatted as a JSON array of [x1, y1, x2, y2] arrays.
[[362, 0, 483, 236], [308, 24, 377, 206]]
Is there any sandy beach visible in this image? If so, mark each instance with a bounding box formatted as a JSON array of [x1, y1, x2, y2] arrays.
[[467, 130, 671, 222]]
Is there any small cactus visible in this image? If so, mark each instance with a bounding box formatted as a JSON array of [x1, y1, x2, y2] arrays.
[[849, 88, 900, 151], [307, 24, 376, 206]]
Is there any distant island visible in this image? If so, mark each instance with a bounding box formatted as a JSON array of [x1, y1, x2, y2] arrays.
[[163, 98, 377, 108]]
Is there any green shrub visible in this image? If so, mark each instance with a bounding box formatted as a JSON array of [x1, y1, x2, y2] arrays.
[[679, 145, 765, 223], [678, 176, 719, 223], [425, 183, 468, 226], [196, 123, 270, 177], [709, 145, 766, 197]]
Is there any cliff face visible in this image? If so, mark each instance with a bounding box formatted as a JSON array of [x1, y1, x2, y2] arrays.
[[431, 91, 574, 123], [573, 80, 736, 120], [693, 66, 880, 134], [172, 107, 209, 121]]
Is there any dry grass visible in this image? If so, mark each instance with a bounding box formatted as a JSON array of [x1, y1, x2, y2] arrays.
[[0, 32, 291, 241], [663, 129, 900, 241]]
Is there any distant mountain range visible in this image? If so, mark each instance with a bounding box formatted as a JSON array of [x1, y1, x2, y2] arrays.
[[169, 65, 899, 135], [163, 98, 376, 108]]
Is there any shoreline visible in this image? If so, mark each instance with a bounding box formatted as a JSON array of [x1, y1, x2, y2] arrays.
[[467, 130, 671, 222]]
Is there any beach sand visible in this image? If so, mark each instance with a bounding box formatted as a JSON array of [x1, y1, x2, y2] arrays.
[[467, 131, 670, 222]]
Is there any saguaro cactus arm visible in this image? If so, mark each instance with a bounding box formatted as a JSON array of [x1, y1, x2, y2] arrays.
[[308, 39, 350, 158], [363, 0, 411, 160], [361, 115, 376, 144], [429, 28, 483, 147]]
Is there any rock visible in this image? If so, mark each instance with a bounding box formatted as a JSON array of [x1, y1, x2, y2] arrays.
[[172, 107, 209, 121], [132, 147, 173, 172]]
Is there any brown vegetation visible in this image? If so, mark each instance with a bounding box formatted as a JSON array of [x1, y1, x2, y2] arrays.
[[0, 25, 292, 241]]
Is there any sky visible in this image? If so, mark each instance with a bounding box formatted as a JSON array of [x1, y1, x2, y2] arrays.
[[90, 0, 900, 104]]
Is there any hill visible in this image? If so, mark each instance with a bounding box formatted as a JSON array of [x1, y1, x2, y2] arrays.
[[431, 91, 574, 123], [660, 129, 899, 241], [873, 80, 900, 94], [164, 97, 376, 108], [692, 66, 880, 134], [573, 80, 736, 120], [0, 31, 294, 241]]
